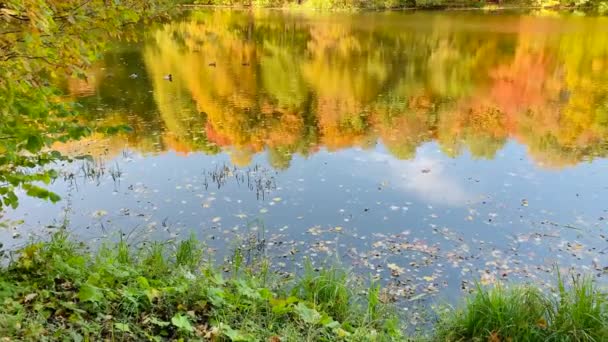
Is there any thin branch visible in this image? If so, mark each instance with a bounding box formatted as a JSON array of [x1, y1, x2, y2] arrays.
[[1, 54, 61, 67], [52, 0, 94, 20], [0, 12, 30, 21]]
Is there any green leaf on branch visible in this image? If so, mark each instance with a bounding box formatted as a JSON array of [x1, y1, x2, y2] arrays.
[[22, 184, 61, 203], [25, 135, 44, 153]]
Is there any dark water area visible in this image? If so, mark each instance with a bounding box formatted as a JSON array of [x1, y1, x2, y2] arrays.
[[3, 9, 608, 313]]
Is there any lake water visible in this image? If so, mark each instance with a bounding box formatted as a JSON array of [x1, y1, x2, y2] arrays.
[[3, 9, 608, 310]]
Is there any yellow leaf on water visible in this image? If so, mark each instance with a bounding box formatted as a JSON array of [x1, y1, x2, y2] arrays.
[[572, 244, 583, 251], [92, 210, 107, 218], [481, 273, 496, 285], [387, 263, 404, 276]]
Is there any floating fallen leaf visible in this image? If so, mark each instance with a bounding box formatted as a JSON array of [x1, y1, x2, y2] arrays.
[[308, 226, 322, 236], [92, 210, 108, 218], [387, 263, 405, 277], [480, 273, 496, 285], [408, 293, 427, 302], [379, 288, 397, 303]]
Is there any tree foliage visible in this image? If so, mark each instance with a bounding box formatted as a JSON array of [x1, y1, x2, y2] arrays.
[[0, 0, 172, 210]]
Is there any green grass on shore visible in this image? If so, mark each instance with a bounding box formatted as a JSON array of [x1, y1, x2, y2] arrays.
[[1, 233, 607, 341], [0, 233, 402, 341], [436, 274, 608, 341]]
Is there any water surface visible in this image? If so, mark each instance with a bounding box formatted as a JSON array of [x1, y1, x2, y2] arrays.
[[4, 9, 608, 309]]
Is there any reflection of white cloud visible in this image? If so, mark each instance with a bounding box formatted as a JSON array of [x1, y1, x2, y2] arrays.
[[370, 152, 475, 206]]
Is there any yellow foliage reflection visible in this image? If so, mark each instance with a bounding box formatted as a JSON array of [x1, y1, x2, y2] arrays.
[[70, 11, 608, 169]]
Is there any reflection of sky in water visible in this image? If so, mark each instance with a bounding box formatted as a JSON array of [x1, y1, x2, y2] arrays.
[[367, 150, 477, 206], [3, 140, 608, 303]]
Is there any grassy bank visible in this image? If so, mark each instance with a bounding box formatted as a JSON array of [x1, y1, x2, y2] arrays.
[[0, 233, 402, 341], [1, 234, 607, 341], [179, 0, 608, 11], [436, 278, 608, 341]]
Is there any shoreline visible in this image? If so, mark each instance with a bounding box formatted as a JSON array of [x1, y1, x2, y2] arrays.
[[1, 234, 606, 340], [178, 3, 599, 12]]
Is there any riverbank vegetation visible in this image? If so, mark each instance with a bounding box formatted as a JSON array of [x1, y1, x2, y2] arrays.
[[182, 0, 608, 11], [0, 233, 403, 340], [436, 277, 608, 341], [1, 234, 606, 341]]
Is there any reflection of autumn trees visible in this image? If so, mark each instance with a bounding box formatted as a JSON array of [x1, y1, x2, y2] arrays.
[[75, 11, 608, 169], [450, 16, 608, 166]]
